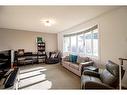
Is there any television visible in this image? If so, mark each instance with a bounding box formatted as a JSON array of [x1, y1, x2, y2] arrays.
[[0, 50, 14, 74]]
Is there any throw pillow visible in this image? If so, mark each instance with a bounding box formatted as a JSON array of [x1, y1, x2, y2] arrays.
[[69, 54, 77, 63], [51, 54, 56, 58], [69, 54, 73, 62], [77, 56, 89, 64], [72, 55, 78, 63], [54, 52, 59, 58]]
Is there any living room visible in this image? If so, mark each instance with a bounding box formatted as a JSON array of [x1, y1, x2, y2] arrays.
[[0, 6, 127, 91]]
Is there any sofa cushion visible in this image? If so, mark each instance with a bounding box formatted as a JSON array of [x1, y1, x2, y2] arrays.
[[69, 54, 73, 62], [69, 63, 79, 70], [77, 56, 89, 64], [63, 61, 71, 66]]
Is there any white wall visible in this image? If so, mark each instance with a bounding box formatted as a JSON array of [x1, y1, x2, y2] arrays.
[[0, 28, 58, 52], [58, 7, 127, 65]]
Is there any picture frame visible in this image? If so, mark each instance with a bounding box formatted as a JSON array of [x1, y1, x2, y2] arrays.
[[37, 37, 43, 43]]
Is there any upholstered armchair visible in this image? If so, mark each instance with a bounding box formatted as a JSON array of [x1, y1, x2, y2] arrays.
[[81, 60, 119, 89], [45, 51, 61, 64]]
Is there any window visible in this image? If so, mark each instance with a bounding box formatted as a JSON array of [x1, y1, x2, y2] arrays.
[[70, 35, 77, 53], [77, 34, 84, 54], [84, 32, 92, 56], [63, 37, 70, 52], [93, 29, 98, 56], [63, 25, 98, 57]]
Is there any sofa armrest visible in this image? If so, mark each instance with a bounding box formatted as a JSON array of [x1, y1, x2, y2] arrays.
[[79, 61, 94, 72], [83, 81, 114, 89], [82, 70, 100, 78]]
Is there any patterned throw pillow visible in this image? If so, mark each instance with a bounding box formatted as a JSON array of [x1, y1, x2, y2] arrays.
[[77, 56, 89, 64]]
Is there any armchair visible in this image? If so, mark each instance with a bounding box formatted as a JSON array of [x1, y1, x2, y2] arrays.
[[45, 51, 61, 64], [81, 60, 119, 89]]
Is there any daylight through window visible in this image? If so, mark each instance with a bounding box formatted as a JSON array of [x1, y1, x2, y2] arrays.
[[63, 25, 98, 56]]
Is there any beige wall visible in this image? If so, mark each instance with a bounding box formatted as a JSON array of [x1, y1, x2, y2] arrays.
[[0, 28, 58, 52], [58, 7, 127, 65], [58, 7, 127, 87]]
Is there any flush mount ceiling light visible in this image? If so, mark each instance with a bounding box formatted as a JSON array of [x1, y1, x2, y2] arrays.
[[41, 19, 56, 26]]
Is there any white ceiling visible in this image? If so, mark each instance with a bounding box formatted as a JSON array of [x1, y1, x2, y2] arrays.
[[0, 6, 118, 33]]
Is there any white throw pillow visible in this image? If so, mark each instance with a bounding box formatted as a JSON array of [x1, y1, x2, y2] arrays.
[[51, 54, 56, 58]]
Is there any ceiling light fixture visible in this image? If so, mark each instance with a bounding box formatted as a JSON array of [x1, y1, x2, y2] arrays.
[[41, 19, 56, 26]]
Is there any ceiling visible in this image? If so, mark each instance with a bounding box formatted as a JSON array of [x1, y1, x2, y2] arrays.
[[0, 6, 119, 33]]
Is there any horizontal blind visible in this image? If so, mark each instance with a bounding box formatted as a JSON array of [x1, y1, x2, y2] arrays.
[[64, 25, 98, 37]]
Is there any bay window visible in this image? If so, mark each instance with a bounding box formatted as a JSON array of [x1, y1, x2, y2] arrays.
[[63, 25, 98, 57]]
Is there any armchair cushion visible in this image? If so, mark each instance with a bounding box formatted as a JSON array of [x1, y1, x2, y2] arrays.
[[81, 75, 102, 84], [100, 60, 119, 87], [100, 69, 117, 86], [106, 60, 119, 76], [69, 63, 79, 70]]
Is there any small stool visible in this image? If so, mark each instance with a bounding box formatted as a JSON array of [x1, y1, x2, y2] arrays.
[[83, 66, 99, 72]]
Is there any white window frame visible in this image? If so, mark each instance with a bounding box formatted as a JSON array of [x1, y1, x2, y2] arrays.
[[63, 25, 99, 57]]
